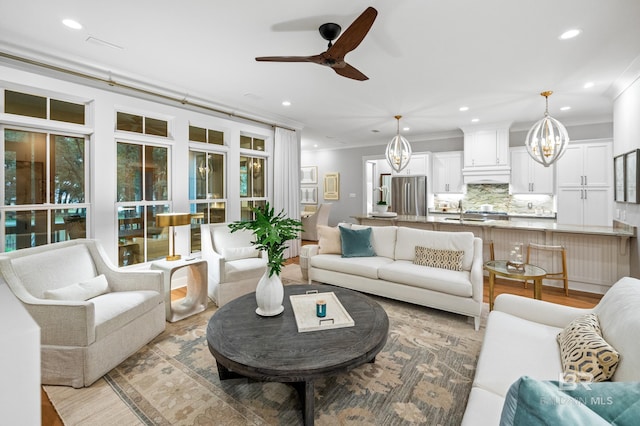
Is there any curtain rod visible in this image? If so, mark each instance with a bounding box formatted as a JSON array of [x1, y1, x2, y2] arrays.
[[0, 51, 297, 132]]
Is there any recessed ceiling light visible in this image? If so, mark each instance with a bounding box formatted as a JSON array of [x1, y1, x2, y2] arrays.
[[583, 81, 595, 89], [560, 106, 571, 111], [559, 29, 581, 40], [313, 144, 318, 148], [403, 127, 410, 131], [62, 19, 82, 30], [281, 100, 291, 106], [471, 118, 480, 123], [459, 106, 469, 112]]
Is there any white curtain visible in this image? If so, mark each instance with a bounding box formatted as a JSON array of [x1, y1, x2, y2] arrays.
[[273, 127, 301, 258]]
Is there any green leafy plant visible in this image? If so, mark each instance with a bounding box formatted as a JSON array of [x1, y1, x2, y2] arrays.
[[228, 202, 303, 277], [376, 200, 387, 205]]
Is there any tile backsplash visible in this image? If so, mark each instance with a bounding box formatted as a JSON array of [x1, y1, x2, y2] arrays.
[[433, 184, 554, 214]]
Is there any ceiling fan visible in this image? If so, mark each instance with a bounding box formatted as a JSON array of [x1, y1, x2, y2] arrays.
[[255, 7, 378, 81]]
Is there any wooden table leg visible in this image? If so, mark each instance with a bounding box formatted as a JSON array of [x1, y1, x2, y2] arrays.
[[533, 278, 543, 300], [293, 380, 315, 426], [489, 272, 496, 311]]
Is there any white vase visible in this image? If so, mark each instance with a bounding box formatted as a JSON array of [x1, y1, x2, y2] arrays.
[[255, 271, 284, 316], [375, 204, 389, 213]]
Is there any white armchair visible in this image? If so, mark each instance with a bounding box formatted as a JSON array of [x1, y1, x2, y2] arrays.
[[200, 223, 268, 307], [301, 203, 332, 241], [0, 239, 165, 388]]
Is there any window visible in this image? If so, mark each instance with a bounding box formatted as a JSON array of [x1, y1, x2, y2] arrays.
[[116, 112, 168, 137], [240, 155, 267, 220], [116, 141, 170, 265], [240, 135, 264, 151], [189, 125, 224, 145], [189, 150, 225, 252], [4, 90, 86, 125], [2, 128, 87, 251]]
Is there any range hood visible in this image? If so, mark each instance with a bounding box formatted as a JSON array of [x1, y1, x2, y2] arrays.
[[461, 123, 511, 184]]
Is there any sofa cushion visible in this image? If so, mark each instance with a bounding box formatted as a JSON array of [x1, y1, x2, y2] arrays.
[[93, 290, 163, 341], [225, 257, 268, 282], [394, 227, 475, 271], [593, 277, 640, 382], [351, 225, 397, 259], [473, 311, 563, 397], [339, 226, 376, 258], [557, 313, 619, 382], [378, 260, 472, 297], [414, 246, 464, 271], [317, 226, 342, 254], [222, 246, 259, 261], [43, 274, 109, 301], [310, 254, 394, 280]]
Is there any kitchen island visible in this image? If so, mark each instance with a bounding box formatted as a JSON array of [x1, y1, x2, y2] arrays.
[[352, 214, 635, 295]]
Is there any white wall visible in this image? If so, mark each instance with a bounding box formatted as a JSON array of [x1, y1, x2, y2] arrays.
[[613, 75, 640, 277], [0, 63, 277, 265]]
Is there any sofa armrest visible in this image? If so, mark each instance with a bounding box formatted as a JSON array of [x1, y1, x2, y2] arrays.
[[202, 250, 225, 283], [470, 238, 484, 303], [102, 269, 164, 293], [494, 293, 593, 328], [22, 300, 96, 346], [300, 244, 319, 282]]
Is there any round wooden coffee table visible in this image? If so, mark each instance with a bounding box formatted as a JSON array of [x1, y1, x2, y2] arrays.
[[207, 283, 389, 426]]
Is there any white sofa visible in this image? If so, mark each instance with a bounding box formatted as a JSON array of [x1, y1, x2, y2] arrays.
[[461, 276, 640, 425], [0, 239, 166, 388], [201, 223, 268, 307], [301, 225, 484, 329]]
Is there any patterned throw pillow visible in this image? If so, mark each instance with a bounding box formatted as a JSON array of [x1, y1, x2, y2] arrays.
[[557, 313, 620, 382], [413, 246, 464, 271]]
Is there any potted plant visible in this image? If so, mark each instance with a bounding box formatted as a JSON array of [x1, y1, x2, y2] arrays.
[[228, 202, 303, 316], [375, 186, 389, 213]]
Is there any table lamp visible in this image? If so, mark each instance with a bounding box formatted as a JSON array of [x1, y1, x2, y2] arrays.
[[156, 213, 191, 261]]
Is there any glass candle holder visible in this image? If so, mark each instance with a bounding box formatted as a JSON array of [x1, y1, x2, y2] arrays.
[[316, 299, 326, 317]]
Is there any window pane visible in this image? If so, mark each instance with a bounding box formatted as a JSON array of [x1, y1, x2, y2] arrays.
[[189, 202, 225, 253], [251, 157, 265, 197], [117, 143, 142, 201], [52, 208, 86, 242], [145, 146, 168, 201], [116, 112, 143, 133], [253, 138, 265, 151], [211, 153, 224, 199], [145, 205, 170, 261], [118, 205, 143, 266], [241, 200, 253, 221], [50, 99, 85, 124], [4, 129, 46, 205], [208, 129, 224, 145], [51, 135, 85, 204], [4, 90, 47, 119], [189, 126, 207, 142], [145, 117, 168, 137], [240, 135, 252, 149], [4, 210, 47, 251], [190, 151, 207, 200], [240, 156, 249, 197]]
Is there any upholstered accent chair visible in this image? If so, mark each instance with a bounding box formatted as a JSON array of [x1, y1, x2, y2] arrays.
[[301, 203, 332, 241], [200, 223, 268, 307], [0, 239, 165, 388]]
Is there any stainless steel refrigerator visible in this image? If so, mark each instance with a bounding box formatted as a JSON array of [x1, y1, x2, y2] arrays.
[[391, 175, 428, 216]]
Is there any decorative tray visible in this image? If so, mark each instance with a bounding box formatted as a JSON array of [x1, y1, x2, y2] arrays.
[[371, 212, 398, 217], [289, 291, 355, 333]]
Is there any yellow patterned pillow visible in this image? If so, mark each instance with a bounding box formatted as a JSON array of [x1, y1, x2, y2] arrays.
[[557, 313, 619, 382], [413, 246, 464, 271]]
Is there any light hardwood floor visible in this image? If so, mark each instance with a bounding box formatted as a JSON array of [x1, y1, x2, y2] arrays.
[[41, 258, 602, 425]]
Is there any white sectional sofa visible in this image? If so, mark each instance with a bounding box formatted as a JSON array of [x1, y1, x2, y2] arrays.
[[461, 276, 640, 425], [301, 224, 484, 329]]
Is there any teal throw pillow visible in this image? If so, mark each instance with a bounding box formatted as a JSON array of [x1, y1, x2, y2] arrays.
[[339, 226, 376, 258]]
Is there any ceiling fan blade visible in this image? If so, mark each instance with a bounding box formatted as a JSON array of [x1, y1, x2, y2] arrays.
[[255, 56, 318, 63], [327, 7, 378, 59], [333, 63, 369, 81]]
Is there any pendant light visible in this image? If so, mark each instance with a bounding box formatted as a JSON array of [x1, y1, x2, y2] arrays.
[[525, 91, 570, 167], [385, 115, 412, 173]]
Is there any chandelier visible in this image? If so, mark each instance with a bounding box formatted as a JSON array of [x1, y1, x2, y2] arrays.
[[525, 91, 570, 167], [385, 115, 412, 173]]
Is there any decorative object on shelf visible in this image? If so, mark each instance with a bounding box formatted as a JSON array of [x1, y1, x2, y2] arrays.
[[323, 172, 340, 200], [228, 202, 303, 316], [300, 166, 318, 184], [507, 242, 525, 271], [525, 91, 570, 167], [385, 115, 412, 173], [156, 213, 192, 261]]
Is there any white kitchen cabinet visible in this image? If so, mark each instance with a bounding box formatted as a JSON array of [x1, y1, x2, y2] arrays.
[[463, 128, 509, 168], [510, 147, 554, 194], [556, 141, 612, 226], [391, 154, 428, 176], [432, 151, 463, 193]]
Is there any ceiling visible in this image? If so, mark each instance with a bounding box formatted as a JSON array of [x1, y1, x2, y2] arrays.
[[1, 0, 640, 151]]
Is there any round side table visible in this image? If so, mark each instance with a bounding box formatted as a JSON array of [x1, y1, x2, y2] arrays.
[[484, 260, 547, 310]]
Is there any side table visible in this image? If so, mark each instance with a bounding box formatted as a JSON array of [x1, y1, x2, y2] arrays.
[[484, 260, 546, 311], [151, 258, 208, 322]]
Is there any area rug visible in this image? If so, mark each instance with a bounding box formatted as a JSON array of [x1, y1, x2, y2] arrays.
[[45, 265, 488, 425]]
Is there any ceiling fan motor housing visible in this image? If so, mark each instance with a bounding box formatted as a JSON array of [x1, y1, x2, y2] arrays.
[[319, 23, 342, 44]]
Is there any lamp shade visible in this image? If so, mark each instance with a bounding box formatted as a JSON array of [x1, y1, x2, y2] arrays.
[[156, 213, 191, 227], [385, 115, 412, 173], [525, 91, 570, 167]]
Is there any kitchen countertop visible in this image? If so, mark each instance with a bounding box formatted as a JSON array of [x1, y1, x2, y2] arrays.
[[352, 214, 636, 237]]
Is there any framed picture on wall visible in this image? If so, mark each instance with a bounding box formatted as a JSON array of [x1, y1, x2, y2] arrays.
[[323, 172, 340, 200], [300, 166, 317, 184], [614, 154, 625, 202], [625, 149, 639, 204], [300, 187, 318, 204]]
